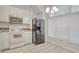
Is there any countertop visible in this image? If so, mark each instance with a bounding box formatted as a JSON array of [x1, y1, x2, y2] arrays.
[[0, 28, 32, 32]]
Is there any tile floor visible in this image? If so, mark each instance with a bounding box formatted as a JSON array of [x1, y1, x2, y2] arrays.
[[2, 39, 79, 53]]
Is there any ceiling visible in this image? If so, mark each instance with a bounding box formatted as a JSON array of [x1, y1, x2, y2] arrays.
[[44, 5, 79, 18], [10, 5, 79, 18], [10, 5, 44, 14]]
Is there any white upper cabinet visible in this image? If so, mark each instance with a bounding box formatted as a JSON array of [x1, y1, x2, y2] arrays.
[[0, 5, 36, 24], [23, 18, 31, 24], [0, 17, 9, 22], [0, 6, 9, 22]]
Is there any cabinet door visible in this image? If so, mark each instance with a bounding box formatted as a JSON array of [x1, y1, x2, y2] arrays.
[[27, 32, 32, 43], [2, 32, 9, 50], [23, 32, 32, 44], [0, 33, 2, 51], [0, 6, 9, 22], [23, 18, 30, 24]]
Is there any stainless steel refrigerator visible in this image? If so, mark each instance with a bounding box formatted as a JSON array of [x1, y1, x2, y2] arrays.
[[32, 18, 45, 45]]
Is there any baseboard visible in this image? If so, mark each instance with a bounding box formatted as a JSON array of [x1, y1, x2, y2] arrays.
[[24, 42, 32, 45], [48, 36, 79, 45], [1, 48, 10, 52]]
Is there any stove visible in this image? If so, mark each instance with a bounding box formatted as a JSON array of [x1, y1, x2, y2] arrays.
[[9, 17, 25, 49]]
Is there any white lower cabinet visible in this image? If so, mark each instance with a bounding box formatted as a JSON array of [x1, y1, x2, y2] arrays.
[[0, 32, 9, 51], [0, 31, 32, 51], [23, 31, 32, 44], [0, 33, 2, 51]]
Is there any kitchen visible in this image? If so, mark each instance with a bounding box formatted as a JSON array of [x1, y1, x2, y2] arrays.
[[0, 5, 79, 53], [0, 5, 41, 51]]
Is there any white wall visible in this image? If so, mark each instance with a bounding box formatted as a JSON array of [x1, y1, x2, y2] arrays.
[[49, 12, 79, 44]]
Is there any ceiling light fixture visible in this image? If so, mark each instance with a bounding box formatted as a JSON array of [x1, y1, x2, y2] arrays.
[[49, 13, 53, 17], [46, 7, 50, 13], [50, 10, 54, 13], [53, 6, 59, 12]]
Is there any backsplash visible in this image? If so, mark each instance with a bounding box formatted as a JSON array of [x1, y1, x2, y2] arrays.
[[0, 22, 32, 32]]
